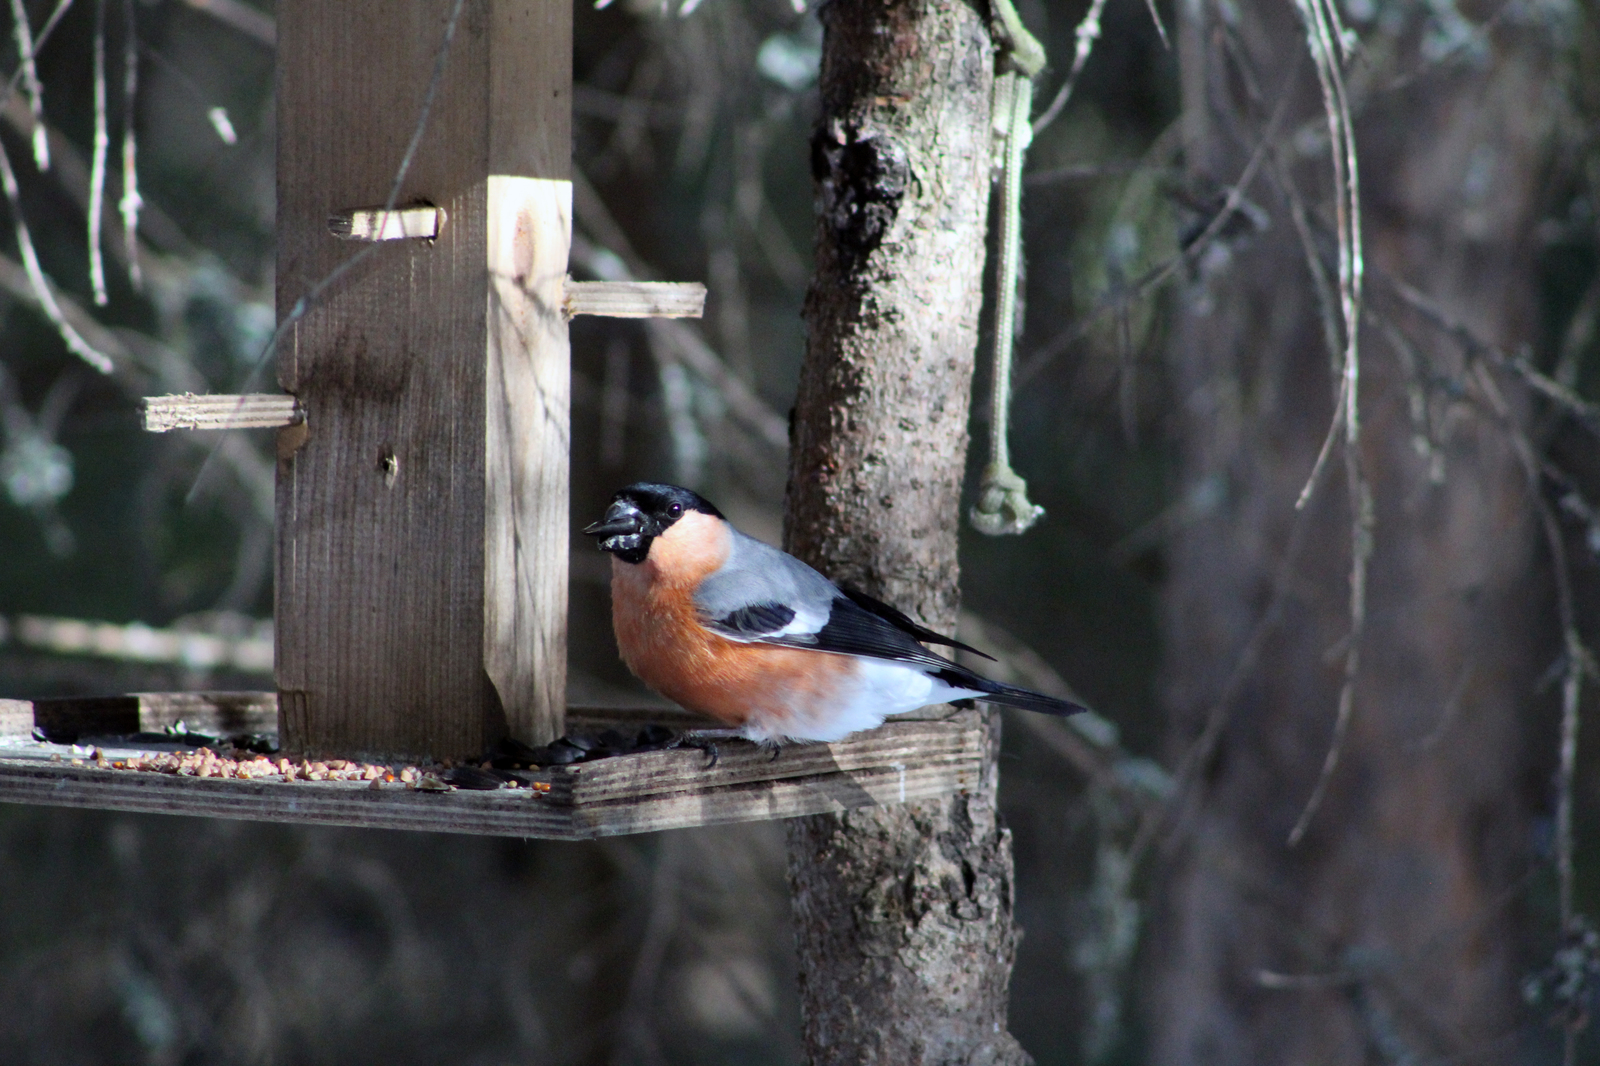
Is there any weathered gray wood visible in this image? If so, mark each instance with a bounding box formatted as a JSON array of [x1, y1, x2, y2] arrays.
[[559, 758, 977, 836], [550, 712, 981, 805], [143, 393, 300, 432], [0, 700, 31, 737], [6, 692, 702, 743], [564, 280, 706, 319], [0, 746, 976, 838], [0, 706, 983, 838], [27, 692, 277, 740], [276, 0, 570, 759]]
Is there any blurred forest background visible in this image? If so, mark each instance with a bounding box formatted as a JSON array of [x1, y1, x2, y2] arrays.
[[0, 0, 1595, 1062]]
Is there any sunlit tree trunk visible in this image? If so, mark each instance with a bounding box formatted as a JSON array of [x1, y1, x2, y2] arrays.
[[781, 0, 1030, 1062], [1148, 3, 1555, 1062]]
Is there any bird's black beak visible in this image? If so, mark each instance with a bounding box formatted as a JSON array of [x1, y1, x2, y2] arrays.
[[584, 499, 652, 559], [583, 499, 646, 539]]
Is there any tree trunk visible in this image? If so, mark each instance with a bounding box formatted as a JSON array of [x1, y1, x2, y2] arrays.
[[1149, 4, 1554, 1063], [781, 0, 1029, 1063]]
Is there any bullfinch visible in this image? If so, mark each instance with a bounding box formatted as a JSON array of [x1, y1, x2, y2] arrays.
[[583, 482, 1087, 744]]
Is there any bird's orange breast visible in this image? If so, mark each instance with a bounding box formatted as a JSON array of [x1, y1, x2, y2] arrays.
[[609, 513, 854, 730]]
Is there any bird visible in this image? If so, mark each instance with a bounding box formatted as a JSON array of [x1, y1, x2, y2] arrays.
[[583, 481, 1087, 744]]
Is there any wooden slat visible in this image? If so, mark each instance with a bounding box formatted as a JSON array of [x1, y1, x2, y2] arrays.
[[559, 759, 976, 836], [143, 393, 300, 432], [548, 713, 982, 805], [0, 700, 32, 738], [564, 280, 706, 319], [0, 750, 976, 838], [0, 712, 983, 839], [9, 692, 704, 742], [483, 175, 569, 748], [28, 692, 277, 741]]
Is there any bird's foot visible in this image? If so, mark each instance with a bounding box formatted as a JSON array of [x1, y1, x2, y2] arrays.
[[674, 729, 744, 769]]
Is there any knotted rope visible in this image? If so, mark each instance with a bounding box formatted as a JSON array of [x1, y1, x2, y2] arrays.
[[971, 4, 1045, 536]]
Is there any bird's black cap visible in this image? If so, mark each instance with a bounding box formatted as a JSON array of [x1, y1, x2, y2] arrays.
[[583, 483, 724, 564]]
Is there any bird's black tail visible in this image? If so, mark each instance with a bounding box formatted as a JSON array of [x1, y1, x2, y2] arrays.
[[935, 667, 1088, 717]]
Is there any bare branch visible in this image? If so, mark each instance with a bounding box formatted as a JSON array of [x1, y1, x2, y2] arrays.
[[120, 0, 141, 288], [88, 0, 109, 306], [7, 0, 48, 169], [0, 135, 113, 372], [1031, 0, 1109, 136]]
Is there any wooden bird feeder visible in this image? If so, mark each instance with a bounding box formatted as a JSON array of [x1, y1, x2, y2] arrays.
[[0, 0, 983, 838]]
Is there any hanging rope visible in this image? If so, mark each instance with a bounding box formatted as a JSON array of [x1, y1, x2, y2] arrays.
[[972, 1, 1045, 536]]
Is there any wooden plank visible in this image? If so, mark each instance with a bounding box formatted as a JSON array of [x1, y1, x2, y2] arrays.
[[143, 393, 300, 432], [562, 758, 980, 836], [564, 280, 706, 319], [548, 713, 983, 805], [11, 692, 704, 742], [0, 700, 32, 738], [0, 751, 573, 837], [484, 176, 569, 748], [29, 692, 277, 742], [275, 0, 571, 758], [482, 0, 571, 747], [0, 752, 975, 838], [0, 715, 983, 838]]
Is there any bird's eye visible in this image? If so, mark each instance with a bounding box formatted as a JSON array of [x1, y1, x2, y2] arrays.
[[668, 503, 684, 518]]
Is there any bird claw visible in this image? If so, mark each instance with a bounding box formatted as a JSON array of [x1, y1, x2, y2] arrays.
[[675, 733, 722, 768]]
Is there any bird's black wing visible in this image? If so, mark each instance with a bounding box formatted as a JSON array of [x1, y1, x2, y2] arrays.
[[758, 595, 958, 670], [838, 585, 994, 660], [692, 529, 986, 669], [702, 602, 798, 640]]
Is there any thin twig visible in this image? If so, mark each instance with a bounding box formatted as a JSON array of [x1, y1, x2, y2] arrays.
[[1474, 362, 1590, 941], [1017, 89, 1290, 389], [1283, 0, 1368, 847], [0, 135, 112, 372], [1371, 310, 1443, 480], [1295, 376, 1346, 509], [1384, 272, 1600, 435], [1031, 0, 1109, 136], [119, 0, 141, 289], [1288, 445, 1370, 846], [88, 0, 109, 306], [1272, 153, 1343, 376], [7, 0, 47, 169]]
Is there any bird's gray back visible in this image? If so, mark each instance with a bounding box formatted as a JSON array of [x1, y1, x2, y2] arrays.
[[692, 529, 838, 624]]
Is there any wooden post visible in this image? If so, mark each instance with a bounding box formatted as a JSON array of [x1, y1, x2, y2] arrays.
[[275, 0, 572, 759]]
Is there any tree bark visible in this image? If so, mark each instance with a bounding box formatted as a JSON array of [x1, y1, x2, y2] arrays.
[[1149, 5, 1553, 1063], [781, 0, 1029, 1063]]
